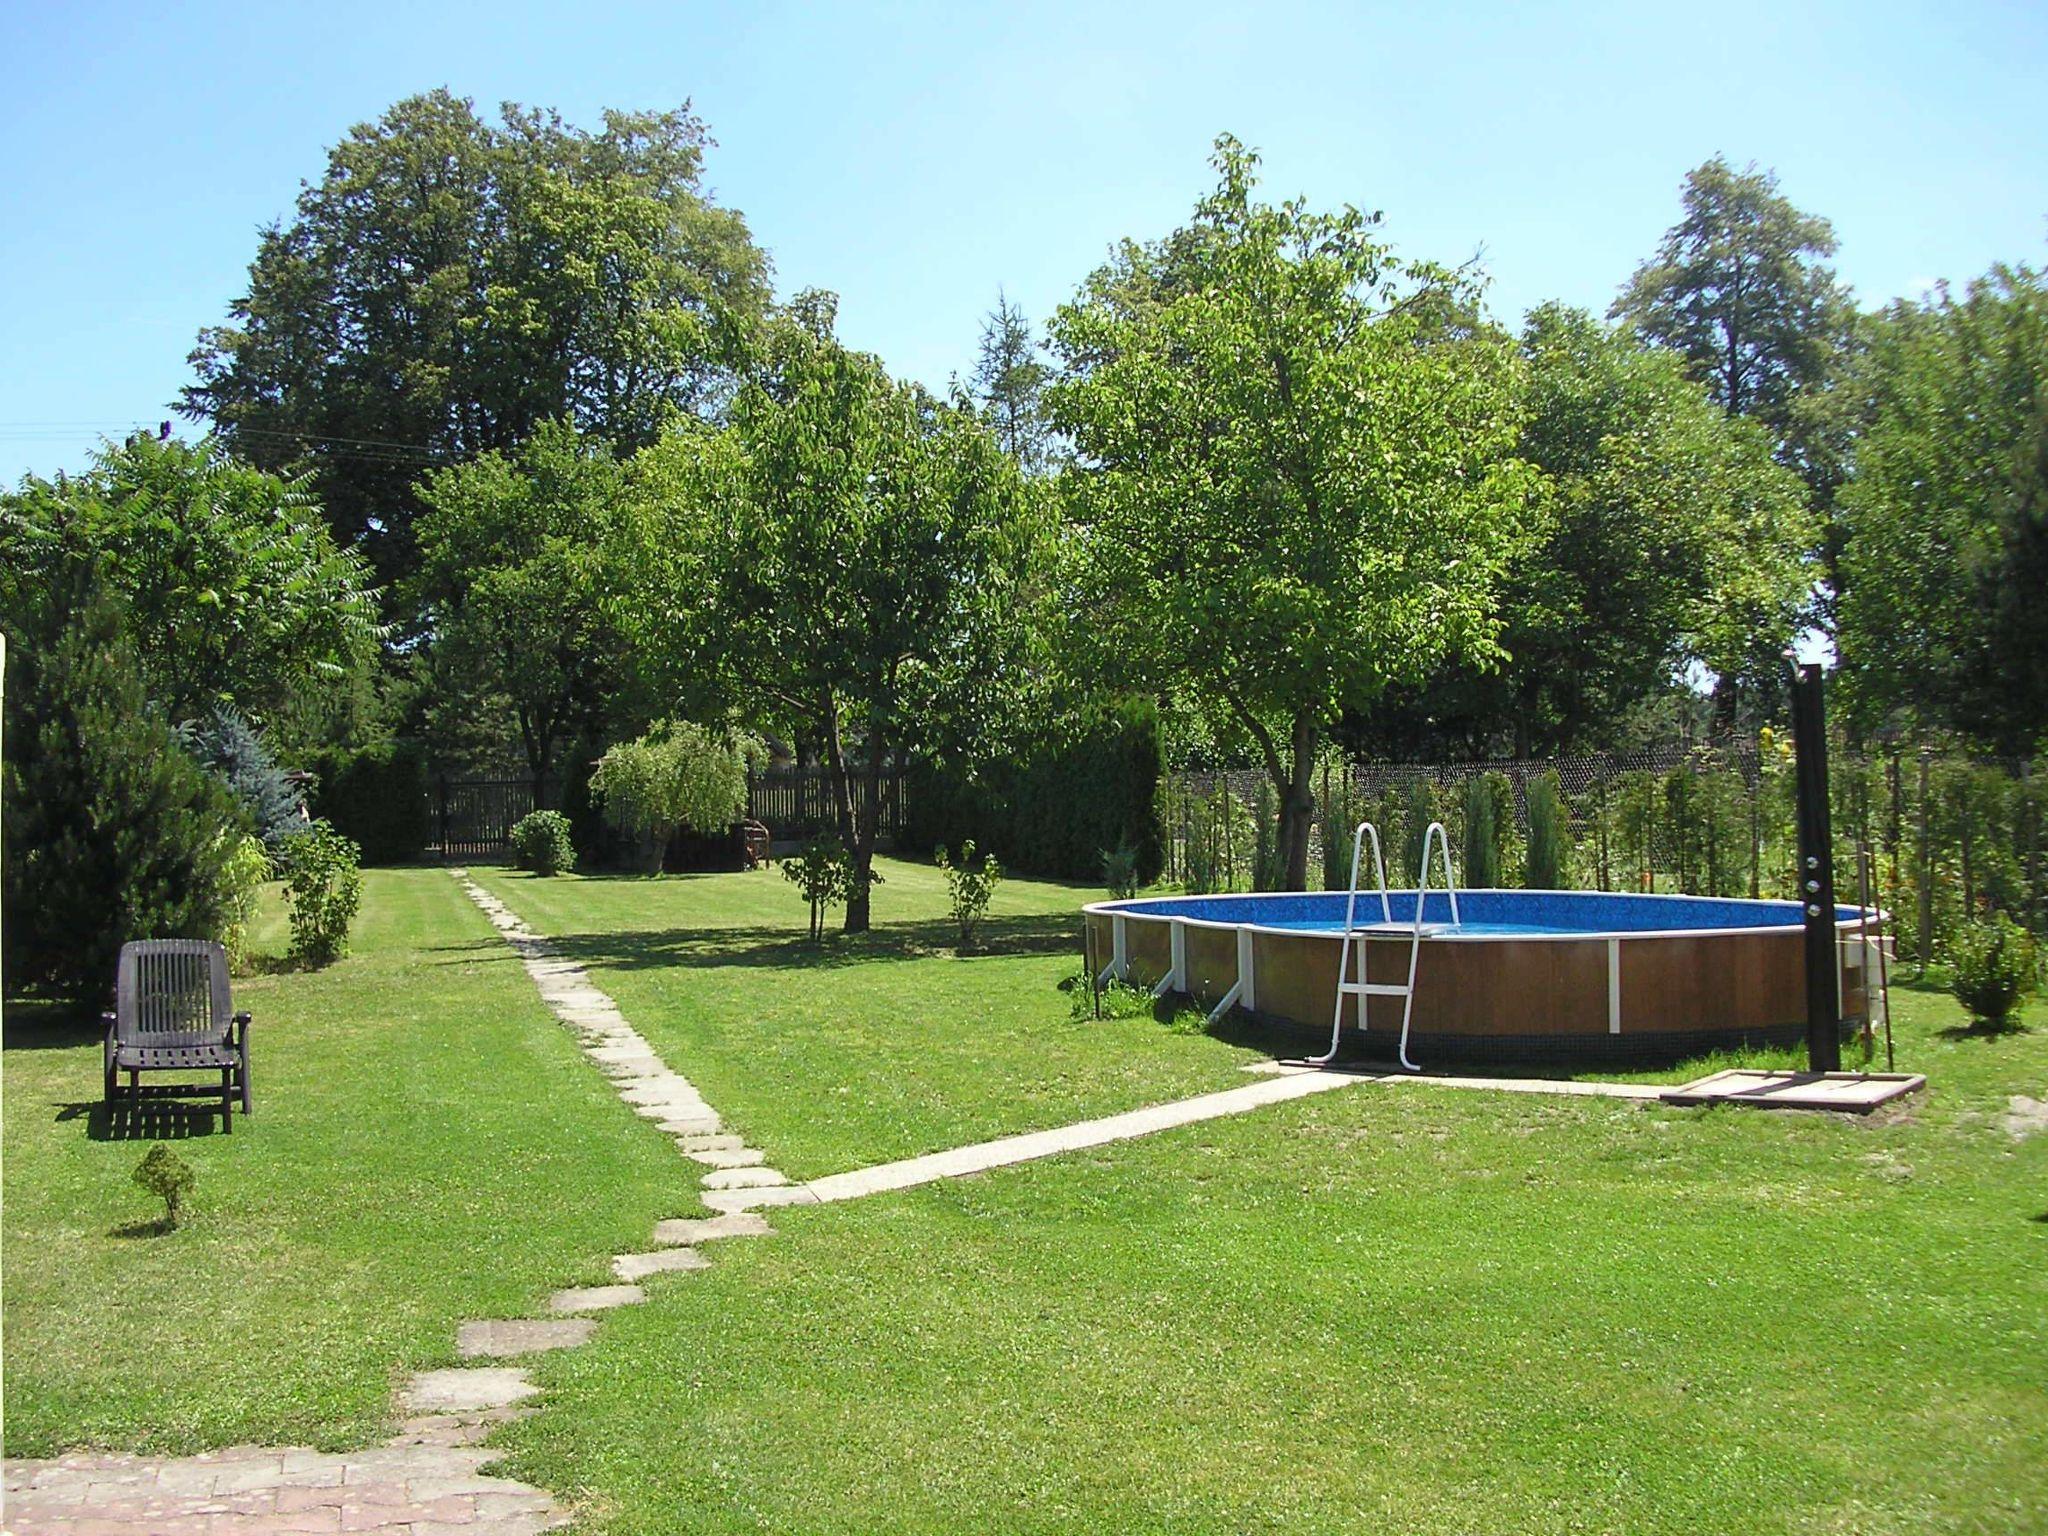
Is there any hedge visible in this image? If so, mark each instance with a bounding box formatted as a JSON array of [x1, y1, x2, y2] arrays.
[[905, 698, 1165, 883], [305, 740, 432, 865]]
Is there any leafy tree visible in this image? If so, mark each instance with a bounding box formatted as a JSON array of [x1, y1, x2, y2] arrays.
[[656, 297, 1042, 931], [412, 421, 640, 799], [1047, 136, 1539, 889], [2, 565, 244, 1002], [1834, 264, 2048, 750], [969, 290, 1056, 473], [0, 435, 382, 733], [1613, 156, 1852, 450], [182, 91, 771, 585], [1350, 306, 1814, 753]]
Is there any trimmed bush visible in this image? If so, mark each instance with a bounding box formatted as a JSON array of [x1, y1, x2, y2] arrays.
[[1525, 771, 1570, 889], [1950, 912, 2039, 1030], [510, 810, 576, 875], [906, 697, 1165, 883], [282, 822, 363, 966], [133, 1145, 197, 1231], [2, 569, 244, 1002], [307, 741, 430, 864]]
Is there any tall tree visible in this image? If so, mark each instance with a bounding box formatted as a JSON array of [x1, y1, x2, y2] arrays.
[[411, 420, 641, 798], [1350, 305, 1813, 756], [969, 290, 1056, 473], [183, 91, 771, 587], [0, 435, 382, 735], [1834, 263, 2048, 750], [1614, 156, 1851, 440], [647, 297, 1043, 931], [1048, 136, 1539, 889]]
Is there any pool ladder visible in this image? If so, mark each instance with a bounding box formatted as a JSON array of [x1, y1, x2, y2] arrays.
[[1309, 821, 1459, 1072]]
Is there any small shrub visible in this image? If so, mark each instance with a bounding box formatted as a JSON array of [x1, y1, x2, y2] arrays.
[[1101, 839, 1141, 900], [783, 834, 854, 943], [935, 840, 1003, 951], [1525, 771, 1570, 889], [1950, 912, 2039, 1030], [1068, 970, 1156, 1021], [219, 833, 272, 970], [133, 1145, 196, 1230], [510, 810, 575, 876], [282, 821, 363, 965]]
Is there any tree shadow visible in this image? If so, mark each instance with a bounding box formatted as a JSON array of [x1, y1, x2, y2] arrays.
[[1934, 1022, 2033, 1041], [55, 1099, 227, 1141], [3, 998, 104, 1051], [109, 1217, 178, 1239], [435, 911, 1087, 975]]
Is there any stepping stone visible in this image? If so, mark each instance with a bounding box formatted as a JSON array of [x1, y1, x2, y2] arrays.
[[677, 1132, 746, 1153], [701, 1184, 821, 1214], [652, 1211, 774, 1245], [613, 1248, 712, 1282], [689, 1145, 766, 1169], [701, 1165, 787, 1190], [660, 1115, 723, 1137], [547, 1284, 644, 1314], [622, 1079, 707, 1107], [455, 1319, 597, 1358], [401, 1367, 538, 1414]]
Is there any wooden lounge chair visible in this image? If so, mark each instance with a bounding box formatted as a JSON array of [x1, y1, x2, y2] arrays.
[[103, 940, 251, 1128]]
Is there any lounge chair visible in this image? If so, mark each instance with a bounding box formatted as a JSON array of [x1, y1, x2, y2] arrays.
[[103, 940, 252, 1128]]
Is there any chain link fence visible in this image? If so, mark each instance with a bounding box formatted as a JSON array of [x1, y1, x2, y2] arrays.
[[1162, 741, 2045, 966]]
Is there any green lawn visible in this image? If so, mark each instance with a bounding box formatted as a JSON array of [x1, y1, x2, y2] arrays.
[[467, 858, 1263, 1179], [492, 979, 2048, 1535], [7, 861, 2045, 1534], [0, 867, 688, 1458]]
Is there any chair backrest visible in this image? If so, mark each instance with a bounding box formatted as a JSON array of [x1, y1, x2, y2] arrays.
[[115, 940, 231, 1047]]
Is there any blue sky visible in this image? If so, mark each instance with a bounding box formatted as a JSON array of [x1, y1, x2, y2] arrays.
[[2, 0, 2043, 483]]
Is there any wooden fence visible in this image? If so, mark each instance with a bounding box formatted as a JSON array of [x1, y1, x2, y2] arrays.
[[748, 766, 909, 842], [432, 778, 538, 861]]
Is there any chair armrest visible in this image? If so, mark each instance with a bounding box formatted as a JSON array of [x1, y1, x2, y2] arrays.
[[232, 1012, 252, 1026]]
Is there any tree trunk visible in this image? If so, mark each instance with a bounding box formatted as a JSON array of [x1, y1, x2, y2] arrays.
[[845, 726, 888, 933], [1271, 714, 1319, 892], [819, 690, 864, 926]]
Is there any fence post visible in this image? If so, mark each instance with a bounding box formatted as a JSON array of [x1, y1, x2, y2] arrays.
[[1788, 661, 1841, 1074], [436, 776, 450, 863], [1917, 749, 1933, 974]]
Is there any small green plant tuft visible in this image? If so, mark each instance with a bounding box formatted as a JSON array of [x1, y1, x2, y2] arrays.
[[935, 840, 1003, 952], [1101, 839, 1141, 900], [1949, 912, 2039, 1031], [282, 822, 363, 966], [510, 810, 576, 876], [219, 833, 272, 971], [133, 1145, 196, 1230]]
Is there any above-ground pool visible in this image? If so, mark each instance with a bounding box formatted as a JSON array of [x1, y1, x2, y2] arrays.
[[1082, 889, 1880, 1068]]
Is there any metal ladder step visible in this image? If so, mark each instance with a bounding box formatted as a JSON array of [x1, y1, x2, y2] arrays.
[[1338, 981, 1411, 997]]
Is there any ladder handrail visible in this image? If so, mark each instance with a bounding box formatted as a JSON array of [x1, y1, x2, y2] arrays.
[[1312, 820, 1459, 1072]]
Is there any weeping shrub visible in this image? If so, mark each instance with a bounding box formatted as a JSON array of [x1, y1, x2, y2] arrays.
[[591, 722, 763, 872], [1525, 771, 1569, 889]]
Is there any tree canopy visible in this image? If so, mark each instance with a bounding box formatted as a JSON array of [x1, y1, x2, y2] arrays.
[[182, 91, 771, 586], [0, 434, 383, 735], [1048, 136, 1540, 887], [639, 298, 1044, 928], [1835, 263, 2048, 750]]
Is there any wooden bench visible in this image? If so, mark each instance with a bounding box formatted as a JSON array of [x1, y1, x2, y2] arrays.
[[103, 940, 251, 1129]]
